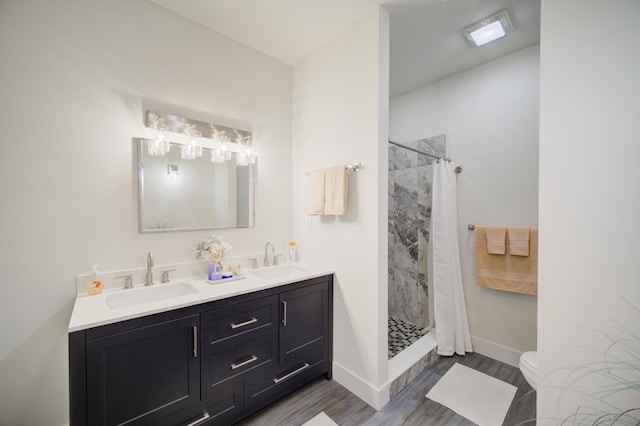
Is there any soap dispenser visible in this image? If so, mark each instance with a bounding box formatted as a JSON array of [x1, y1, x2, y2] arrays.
[[86, 265, 103, 295], [288, 241, 297, 262]]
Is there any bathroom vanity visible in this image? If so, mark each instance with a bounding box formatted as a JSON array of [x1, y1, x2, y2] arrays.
[[68, 267, 333, 425]]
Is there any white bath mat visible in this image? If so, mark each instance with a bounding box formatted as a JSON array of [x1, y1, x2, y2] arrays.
[[426, 363, 517, 426], [301, 411, 338, 426]]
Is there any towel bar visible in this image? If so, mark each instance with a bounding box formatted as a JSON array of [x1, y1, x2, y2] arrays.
[[305, 163, 361, 175]]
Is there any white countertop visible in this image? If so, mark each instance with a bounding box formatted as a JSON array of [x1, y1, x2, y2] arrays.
[[68, 262, 333, 332]]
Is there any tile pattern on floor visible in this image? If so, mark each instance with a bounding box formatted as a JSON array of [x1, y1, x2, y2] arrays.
[[388, 315, 427, 359]]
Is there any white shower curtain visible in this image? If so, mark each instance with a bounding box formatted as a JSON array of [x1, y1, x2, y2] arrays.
[[430, 161, 472, 356]]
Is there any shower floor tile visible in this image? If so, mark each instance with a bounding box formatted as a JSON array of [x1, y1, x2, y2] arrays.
[[388, 316, 427, 359]]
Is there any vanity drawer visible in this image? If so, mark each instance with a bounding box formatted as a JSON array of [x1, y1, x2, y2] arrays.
[[156, 381, 244, 426], [244, 346, 328, 411], [201, 295, 278, 352], [202, 330, 277, 399]]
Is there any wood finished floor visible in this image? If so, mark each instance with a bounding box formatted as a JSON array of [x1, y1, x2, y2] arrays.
[[237, 352, 536, 426]]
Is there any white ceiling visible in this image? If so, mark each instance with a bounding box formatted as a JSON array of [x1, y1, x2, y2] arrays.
[[149, 0, 540, 97]]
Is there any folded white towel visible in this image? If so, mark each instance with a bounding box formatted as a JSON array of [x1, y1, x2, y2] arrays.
[[324, 165, 348, 215], [307, 169, 325, 215], [486, 226, 506, 255], [508, 226, 530, 256]]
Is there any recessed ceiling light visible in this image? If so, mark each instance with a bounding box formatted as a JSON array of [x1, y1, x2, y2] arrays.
[[463, 10, 513, 47]]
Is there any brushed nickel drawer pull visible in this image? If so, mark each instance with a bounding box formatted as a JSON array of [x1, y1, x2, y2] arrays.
[[282, 301, 287, 326], [193, 326, 198, 358], [230, 317, 258, 329], [231, 355, 258, 370], [185, 411, 210, 426], [273, 363, 310, 384]]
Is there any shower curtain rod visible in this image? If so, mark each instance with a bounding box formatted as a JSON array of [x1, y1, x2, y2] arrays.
[[388, 139, 452, 162]]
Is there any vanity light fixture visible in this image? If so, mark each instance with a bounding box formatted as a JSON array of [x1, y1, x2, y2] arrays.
[[463, 9, 513, 47], [210, 130, 232, 163], [235, 136, 255, 167], [147, 117, 170, 156], [180, 124, 203, 160], [144, 111, 254, 164]]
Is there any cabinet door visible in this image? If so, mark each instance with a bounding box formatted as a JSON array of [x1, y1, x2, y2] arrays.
[[86, 315, 200, 426], [279, 282, 328, 364]]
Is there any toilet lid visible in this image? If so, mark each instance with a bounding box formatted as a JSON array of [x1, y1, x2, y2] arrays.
[[522, 351, 537, 370]]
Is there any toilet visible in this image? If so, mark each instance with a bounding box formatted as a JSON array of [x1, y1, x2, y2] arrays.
[[519, 351, 538, 390]]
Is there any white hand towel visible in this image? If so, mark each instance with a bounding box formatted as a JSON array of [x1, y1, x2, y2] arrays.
[[508, 226, 530, 256], [486, 226, 506, 255], [307, 169, 325, 215], [324, 166, 348, 215]]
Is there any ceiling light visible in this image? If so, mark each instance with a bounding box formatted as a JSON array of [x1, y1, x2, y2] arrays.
[[463, 10, 513, 47]]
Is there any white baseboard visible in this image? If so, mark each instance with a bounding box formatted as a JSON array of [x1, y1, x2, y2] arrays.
[[332, 361, 389, 410], [471, 335, 524, 367]]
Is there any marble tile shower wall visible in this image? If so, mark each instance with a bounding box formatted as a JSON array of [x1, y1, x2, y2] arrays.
[[388, 137, 446, 330]]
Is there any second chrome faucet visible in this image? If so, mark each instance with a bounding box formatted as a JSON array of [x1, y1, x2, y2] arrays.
[[145, 251, 154, 286], [263, 242, 274, 267]]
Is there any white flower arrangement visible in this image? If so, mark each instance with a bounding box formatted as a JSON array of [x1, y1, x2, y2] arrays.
[[194, 234, 232, 263]]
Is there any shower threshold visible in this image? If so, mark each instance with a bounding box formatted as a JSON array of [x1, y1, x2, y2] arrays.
[[388, 329, 439, 400]]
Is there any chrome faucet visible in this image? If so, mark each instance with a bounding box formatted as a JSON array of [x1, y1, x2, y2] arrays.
[[145, 251, 154, 286], [264, 242, 275, 266]]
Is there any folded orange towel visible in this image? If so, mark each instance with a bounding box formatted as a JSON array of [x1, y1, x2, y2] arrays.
[[486, 226, 506, 255], [475, 226, 538, 295], [508, 226, 530, 256]]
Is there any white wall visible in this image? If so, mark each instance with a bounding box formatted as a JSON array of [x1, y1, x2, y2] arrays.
[[538, 1, 640, 423], [292, 7, 390, 409], [390, 45, 540, 366], [0, 1, 292, 424]]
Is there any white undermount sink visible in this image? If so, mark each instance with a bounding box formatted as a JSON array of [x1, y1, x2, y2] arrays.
[[248, 264, 305, 280], [106, 282, 198, 310]]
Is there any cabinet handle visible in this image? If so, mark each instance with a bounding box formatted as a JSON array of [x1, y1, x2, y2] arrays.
[[282, 301, 287, 326], [273, 363, 310, 384], [193, 326, 198, 358], [230, 317, 258, 329], [231, 355, 258, 370], [185, 412, 210, 426]]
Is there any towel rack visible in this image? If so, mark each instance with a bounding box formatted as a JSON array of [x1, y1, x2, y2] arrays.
[[305, 163, 361, 175]]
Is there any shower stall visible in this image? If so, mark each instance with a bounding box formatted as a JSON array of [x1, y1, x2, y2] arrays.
[[388, 135, 446, 359]]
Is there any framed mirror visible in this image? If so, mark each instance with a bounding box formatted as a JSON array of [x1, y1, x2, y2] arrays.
[[137, 139, 256, 232]]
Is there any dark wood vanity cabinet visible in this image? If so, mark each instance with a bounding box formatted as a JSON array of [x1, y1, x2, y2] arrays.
[[69, 275, 333, 426]]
